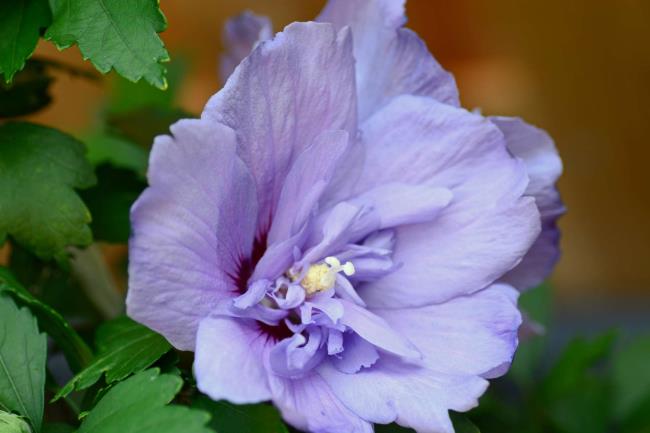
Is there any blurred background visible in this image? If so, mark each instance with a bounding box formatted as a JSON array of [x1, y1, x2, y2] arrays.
[[23, 0, 650, 323]]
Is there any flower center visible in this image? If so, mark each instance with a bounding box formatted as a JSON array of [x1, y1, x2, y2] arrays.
[[296, 256, 355, 295]]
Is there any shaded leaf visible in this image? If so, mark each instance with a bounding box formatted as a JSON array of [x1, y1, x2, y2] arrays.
[[0, 60, 53, 118], [80, 165, 146, 243], [0, 0, 51, 82], [42, 423, 75, 433], [542, 332, 615, 397], [0, 267, 92, 372], [612, 335, 650, 420], [0, 122, 96, 262], [0, 295, 46, 432], [107, 106, 192, 147], [77, 369, 212, 433], [54, 317, 171, 400], [84, 134, 147, 175], [192, 397, 289, 433], [45, 0, 169, 88]]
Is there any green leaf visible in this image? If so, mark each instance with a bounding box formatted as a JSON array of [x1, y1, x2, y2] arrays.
[[0, 295, 46, 432], [80, 164, 146, 243], [509, 283, 552, 387], [192, 397, 288, 433], [0, 0, 51, 82], [373, 414, 480, 433], [0, 122, 96, 262], [45, 0, 169, 89], [0, 267, 92, 373], [449, 413, 481, 433], [84, 134, 147, 175], [542, 333, 616, 433], [107, 106, 192, 148], [77, 369, 212, 433], [542, 332, 615, 397], [42, 423, 75, 433], [612, 335, 650, 420], [54, 317, 171, 400], [0, 411, 32, 433], [0, 60, 53, 118]]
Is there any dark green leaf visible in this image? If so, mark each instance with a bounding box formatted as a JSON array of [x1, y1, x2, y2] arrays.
[[77, 369, 212, 433], [0, 122, 96, 262], [373, 413, 479, 433], [0, 295, 46, 432], [0, 267, 92, 372], [54, 317, 171, 400], [192, 397, 288, 433], [449, 413, 481, 433], [612, 335, 650, 420], [0, 60, 53, 117], [45, 0, 169, 89], [42, 422, 75, 433], [80, 164, 146, 243], [0, 0, 51, 82]]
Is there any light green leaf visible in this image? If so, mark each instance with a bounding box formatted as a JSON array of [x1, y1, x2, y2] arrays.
[[0, 267, 92, 373], [192, 397, 289, 433], [45, 0, 169, 89], [0, 0, 51, 82], [77, 369, 212, 433], [54, 317, 171, 400], [0, 411, 32, 433], [612, 335, 650, 420], [0, 122, 96, 262], [84, 134, 147, 175], [0, 296, 46, 432]]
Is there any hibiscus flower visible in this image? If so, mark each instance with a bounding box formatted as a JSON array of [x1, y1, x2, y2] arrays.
[[127, 1, 563, 432]]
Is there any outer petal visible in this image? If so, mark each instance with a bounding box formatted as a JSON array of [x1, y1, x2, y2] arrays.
[[319, 284, 520, 433], [266, 370, 373, 433], [490, 116, 565, 290], [127, 119, 258, 350], [317, 0, 459, 120], [219, 11, 273, 82], [353, 96, 539, 307], [205, 22, 357, 228], [195, 316, 271, 403], [376, 283, 522, 378], [319, 360, 487, 433]]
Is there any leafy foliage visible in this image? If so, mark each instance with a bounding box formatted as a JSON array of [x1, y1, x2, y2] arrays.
[[0, 0, 51, 82], [45, 0, 169, 89], [193, 398, 289, 433], [80, 165, 146, 243], [76, 369, 213, 433], [612, 335, 650, 427], [0, 122, 96, 262], [54, 317, 171, 400], [0, 267, 92, 373], [0, 296, 46, 432]]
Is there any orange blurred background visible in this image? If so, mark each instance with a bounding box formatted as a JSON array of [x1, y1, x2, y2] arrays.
[[26, 0, 650, 305]]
